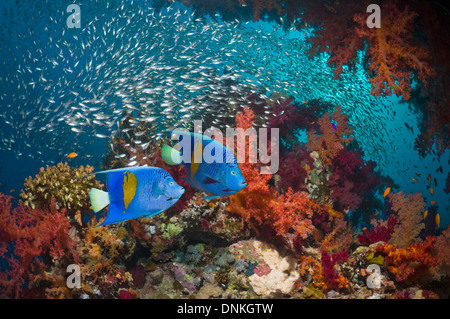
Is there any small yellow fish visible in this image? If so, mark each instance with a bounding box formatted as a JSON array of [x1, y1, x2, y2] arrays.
[[66, 152, 78, 158], [383, 187, 391, 198], [412, 178, 418, 183], [430, 187, 434, 195], [435, 213, 440, 228], [374, 211, 379, 216], [431, 200, 436, 205], [302, 101, 308, 103], [423, 210, 428, 219]]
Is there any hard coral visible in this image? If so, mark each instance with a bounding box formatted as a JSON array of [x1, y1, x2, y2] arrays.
[[19, 163, 103, 212]]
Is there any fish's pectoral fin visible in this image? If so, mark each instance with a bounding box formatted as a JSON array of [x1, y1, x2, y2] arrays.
[[202, 177, 220, 185], [152, 179, 164, 197]]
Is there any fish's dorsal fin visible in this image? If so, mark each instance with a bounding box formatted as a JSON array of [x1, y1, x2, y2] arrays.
[[73, 166, 145, 180]]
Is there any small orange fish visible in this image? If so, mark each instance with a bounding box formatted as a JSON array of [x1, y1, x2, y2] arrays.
[[427, 174, 431, 183], [374, 211, 379, 216], [362, 227, 367, 231], [435, 213, 440, 228], [383, 187, 391, 198], [412, 178, 418, 183], [302, 101, 307, 104], [208, 202, 215, 208], [430, 187, 434, 195], [9, 189, 15, 193], [423, 210, 428, 219], [431, 200, 436, 205], [66, 152, 78, 158]]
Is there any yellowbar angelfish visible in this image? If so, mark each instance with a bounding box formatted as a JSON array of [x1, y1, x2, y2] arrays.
[[76, 166, 184, 227]]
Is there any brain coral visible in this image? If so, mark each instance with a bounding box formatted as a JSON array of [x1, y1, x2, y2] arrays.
[[19, 162, 103, 212]]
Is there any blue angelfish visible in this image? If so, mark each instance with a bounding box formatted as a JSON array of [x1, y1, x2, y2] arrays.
[[161, 130, 246, 199], [78, 166, 184, 227]]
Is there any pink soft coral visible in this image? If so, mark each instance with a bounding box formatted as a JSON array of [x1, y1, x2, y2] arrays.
[[388, 191, 426, 248]]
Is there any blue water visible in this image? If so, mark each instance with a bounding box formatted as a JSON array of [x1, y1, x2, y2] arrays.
[[0, 0, 448, 227]]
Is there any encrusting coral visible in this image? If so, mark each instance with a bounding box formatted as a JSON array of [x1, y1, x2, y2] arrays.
[[19, 162, 103, 212]]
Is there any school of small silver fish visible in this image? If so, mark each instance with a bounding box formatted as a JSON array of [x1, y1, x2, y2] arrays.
[[0, 0, 447, 200]]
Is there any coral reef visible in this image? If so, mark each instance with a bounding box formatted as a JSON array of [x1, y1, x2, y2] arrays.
[[0, 194, 79, 298], [19, 163, 103, 212], [306, 105, 354, 167], [388, 192, 426, 248], [1, 99, 448, 300]]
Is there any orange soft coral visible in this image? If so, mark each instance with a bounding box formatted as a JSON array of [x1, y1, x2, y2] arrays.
[[353, 3, 434, 100], [228, 107, 277, 234], [270, 188, 315, 239], [375, 237, 438, 282], [306, 105, 354, 167], [388, 191, 426, 248]]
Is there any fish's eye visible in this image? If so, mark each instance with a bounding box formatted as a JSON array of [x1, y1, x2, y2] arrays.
[[231, 171, 236, 175], [169, 182, 174, 185]]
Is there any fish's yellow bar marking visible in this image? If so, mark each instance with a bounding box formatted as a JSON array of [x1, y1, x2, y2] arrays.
[[191, 138, 202, 178], [122, 171, 137, 212]]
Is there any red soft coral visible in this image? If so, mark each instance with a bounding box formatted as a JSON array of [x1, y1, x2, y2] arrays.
[[328, 148, 380, 211], [0, 194, 79, 298], [276, 143, 312, 192], [228, 107, 278, 234], [357, 215, 397, 246], [247, 0, 283, 22], [321, 250, 350, 291]]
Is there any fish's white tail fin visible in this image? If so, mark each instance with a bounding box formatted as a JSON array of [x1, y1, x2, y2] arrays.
[[161, 144, 182, 165], [89, 188, 110, 213]]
